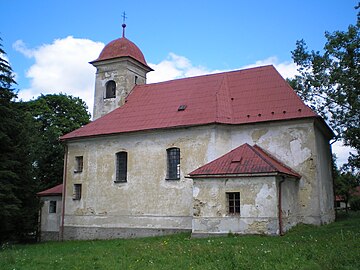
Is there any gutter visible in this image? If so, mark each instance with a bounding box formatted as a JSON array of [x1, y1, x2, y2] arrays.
[[186, 172, 298, 179], [278, 176, 285, 236], [60, 117, 317, 143], [60, 144, 68, 241]]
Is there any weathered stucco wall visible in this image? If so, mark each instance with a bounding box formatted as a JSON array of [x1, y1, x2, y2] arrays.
[[314, 123, 335, 224], [63, 118, 334, 239], [39, 195, 62, 241], [279, 177, 300, 232], [223, 119, 333, 225], [63, 126, 213, 239], [192, 177, 279, 235]]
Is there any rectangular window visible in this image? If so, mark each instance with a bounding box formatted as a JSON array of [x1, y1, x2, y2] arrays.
[[116, 152, 127, 182], [166, 148, 180, 180], [227, 192, 240, 215], [74, 156, 83, 173], [49, 200, 57, 213], [73, 184, 82, 200]]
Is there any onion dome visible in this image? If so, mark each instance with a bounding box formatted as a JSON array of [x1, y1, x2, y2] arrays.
[[91, 24, 152, 70]]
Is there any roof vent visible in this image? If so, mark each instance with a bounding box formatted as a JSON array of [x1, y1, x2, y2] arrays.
[[231, 157, 243, 163], [178, 105, 187, 111]]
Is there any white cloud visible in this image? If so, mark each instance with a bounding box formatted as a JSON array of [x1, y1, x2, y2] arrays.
[[241, 56, 299, 79], [14, 36, 104, 113], [148, 54, 298, 84], [147, 53, 210, 83], [332, 141, 356, 168], [13, 40, 34, 58]]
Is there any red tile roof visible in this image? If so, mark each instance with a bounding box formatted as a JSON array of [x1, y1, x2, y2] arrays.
[[91, 37, 152, 70], [189, 143, 301, 178], [61, 65, 317, 141], [37, 184, 63, 197], [335, 195, 345, 202]]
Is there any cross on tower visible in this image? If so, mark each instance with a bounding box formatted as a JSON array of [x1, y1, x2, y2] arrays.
[[122, 11, 127, 37], [122, 11, 127, 24]]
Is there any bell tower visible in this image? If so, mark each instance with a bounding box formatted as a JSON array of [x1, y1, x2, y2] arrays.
[[90, 22, 153, 120]]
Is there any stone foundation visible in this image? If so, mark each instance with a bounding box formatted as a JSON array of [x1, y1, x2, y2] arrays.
[[62, 226, 191, 240], [40, 231, 60, 242]]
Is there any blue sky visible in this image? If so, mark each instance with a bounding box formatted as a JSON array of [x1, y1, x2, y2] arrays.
[[1, 0, 358, 165]]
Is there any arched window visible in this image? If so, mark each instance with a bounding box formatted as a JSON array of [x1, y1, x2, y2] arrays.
[[105, 80, 116, 98], [116, 151, 127, 182], [166, 148, 180, 180]]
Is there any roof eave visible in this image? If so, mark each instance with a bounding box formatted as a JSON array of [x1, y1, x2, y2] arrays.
[[60, 116, 319, 142], [313, 116, 335, 139], [37, 192, 62, 197], [187, 172, 300, 179], [89, 56, 154, 71]]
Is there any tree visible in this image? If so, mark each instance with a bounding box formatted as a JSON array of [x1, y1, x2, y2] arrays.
[[22, 94, 91, 189], [334, 170, 359, 212], [0, 38, 38, 242], [289, 4, 360, 170]]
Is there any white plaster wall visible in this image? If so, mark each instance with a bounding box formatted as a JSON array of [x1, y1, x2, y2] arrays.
[[216, 119, 332, 225], [40, 196, 62, 232], [314, 123, 335, 224], [64, 126, 213, 231], [279, 177, 300, 232], [192, 177, 279, 235], [63, 118, 334, 237]]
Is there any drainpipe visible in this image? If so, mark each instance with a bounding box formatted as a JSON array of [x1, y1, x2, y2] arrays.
[[60, 144, 68, 241], [278, 176, 285, 236]]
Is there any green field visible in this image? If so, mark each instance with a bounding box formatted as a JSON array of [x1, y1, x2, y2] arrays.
[[1, 212, 359, 270]]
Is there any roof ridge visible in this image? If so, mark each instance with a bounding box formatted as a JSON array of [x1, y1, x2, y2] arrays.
[[249, 144, 278, 172], [253, 145, 301, 177], [215, 73, 233, 121], [188, 143, 301, 177], [215, 76, 221, 120], [145, 65, 273, 87]]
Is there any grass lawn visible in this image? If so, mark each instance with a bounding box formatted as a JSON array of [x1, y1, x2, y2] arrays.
[[1, 212, 359, 270]]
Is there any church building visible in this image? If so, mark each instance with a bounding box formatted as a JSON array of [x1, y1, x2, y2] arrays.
[[39, 24, 335, 240]]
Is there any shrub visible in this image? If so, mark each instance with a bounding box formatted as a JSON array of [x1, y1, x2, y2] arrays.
[[349, 196, 360, 211]]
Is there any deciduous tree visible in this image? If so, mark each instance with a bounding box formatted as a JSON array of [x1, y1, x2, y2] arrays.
[[289, 4, 360, 170], [22, 94, 91, 189]]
